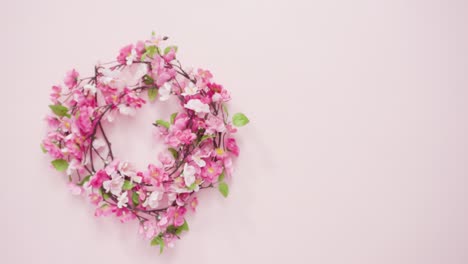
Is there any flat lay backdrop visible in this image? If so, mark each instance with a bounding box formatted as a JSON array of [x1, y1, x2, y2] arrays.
[[1, 0, 468, 263]]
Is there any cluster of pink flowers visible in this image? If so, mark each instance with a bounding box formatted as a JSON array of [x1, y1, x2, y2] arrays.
[[42, 33, 249, 253]]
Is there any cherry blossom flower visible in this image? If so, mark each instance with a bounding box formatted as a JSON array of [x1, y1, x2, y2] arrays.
[[226, 137, 240, 156], [118, 104, 136, 116], [95, 204, 113, 217], [181, 82, 198, 96], [143, 190, 163, 209], [100, 68, 126, 89], [164, 206, 187, 227], [205, 115, 226, 134], [64, 69, 79, 89], [139, 219, 160, 240], [184, 99, 210, 113], [89, 170, 110, 188], [117, 44, 133, 65], [50, 85, 62, 103], [114, 207, 136, 223], [83, 84, 97, 95], [102, 174, 124, 196], [182, 164, 196, 187], [158, 151, 175, 167], [201, 160, 223, 183], [144, 164, 167, 186], [117, 191, 129, 208], [190, 150, 207, 168], [89, 193, 102, 206], [68, 183, 83, 196], [189, 196, 198, 212], [118, 161, 141, 183], [159, 82, 172, 101]]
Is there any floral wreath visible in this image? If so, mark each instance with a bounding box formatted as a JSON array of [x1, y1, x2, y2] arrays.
[[41, 33, 249, 253]]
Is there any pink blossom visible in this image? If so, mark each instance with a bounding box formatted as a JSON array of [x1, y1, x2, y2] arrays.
[[121, 88, 146, 108], [114, 207, 136, 223], [50, 85, 62, 103], [158, 151, 175, 167], [62, 134, 84, 160], [164, 47, 176, 62], [212, 147, 227, 159], [135, 41, 145, 56], [66, 159, 85, 176], [165, 132, 181, 147], [184, 99, 210, 113], [42, 139, 63, 159], [226, 123, 238, 134], [144, 164, 167, 186], [68, 183, 83, 196], [195, 69, 213, 90], [117, 44, 133, 64], [64, 69, 79, 89], [89, 193, 102, 205], [44, 115, 60, 129], [175, 193, 190, 206], [189, 196, 198, 212], [173, 113, 189, 130], [139, 219, 160, 240], [212, 89, 231, 102], [223, 156, 234, 176], [89, 170, 110, 188], [163, 233, 177, 248], [177, 129, 196, 145], [156, 72, 172, 87], [201, 160, 223, 183], [76, 106, 94, 135], [226, 137, 240, 156], [95, 204, 114, 217], [150, 56, 176, 87], [163, 206, 187, 227], [205, 115, 226, 134]]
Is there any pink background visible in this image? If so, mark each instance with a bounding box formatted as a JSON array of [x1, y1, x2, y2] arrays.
[[1, 0, 468, 263]]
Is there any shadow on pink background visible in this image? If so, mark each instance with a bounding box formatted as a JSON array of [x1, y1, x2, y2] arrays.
[[1, 0, 468, 263]]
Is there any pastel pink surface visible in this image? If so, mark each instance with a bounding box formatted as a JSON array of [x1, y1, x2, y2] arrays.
[[1, 0, 468, 263]]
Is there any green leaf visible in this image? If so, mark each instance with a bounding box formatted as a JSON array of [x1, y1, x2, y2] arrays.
[[199, 134, 214, 143], [51, 159, 69, 172], [170, 112, 178, 124], [168, 148, 179, 159], [218, 182, 229, 198], [132, 192, 139, 206], [103, 192, 110, 200], [40, 144, 47, 153], [159, 240, 165, 254], [150, 235, 162, 246], [222, 103, 229, 117], [218, 171, 225, 182], [141, 45, 158, 60], [148, 87, 158, 102], [99, 188, 111, 200], [122, 180, 134, 190], [77, 175, 91, 186], [155, 119, 170, 129], [150, 235, 165, 254], [49, 104, 70, 118], [175, 220, 189, 235], [166, 225, 177, 234], [187, 182, 198, 191], [164, 45, 178, 55], [232, 113, 249, 127], [142, 74, 154, 85]]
